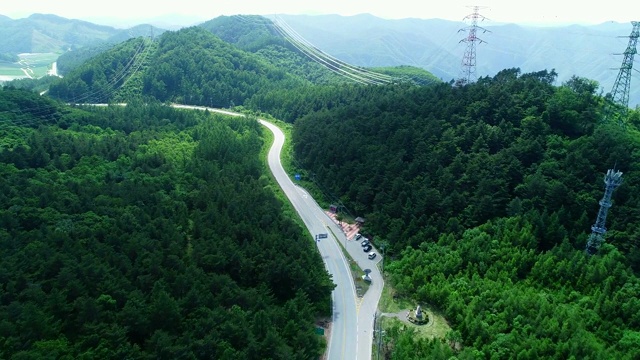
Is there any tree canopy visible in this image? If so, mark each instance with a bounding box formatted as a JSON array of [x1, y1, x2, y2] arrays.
[[0, 87, 333, 359], [286, 69, 640, 358]]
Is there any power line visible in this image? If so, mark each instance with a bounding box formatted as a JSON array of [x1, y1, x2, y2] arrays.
[[269, 15, 398, 85]]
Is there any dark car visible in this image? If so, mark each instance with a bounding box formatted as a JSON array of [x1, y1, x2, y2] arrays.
[[361, 239, 370, 247], [355, 233, 363, 240], [363, 244, 372, 252]]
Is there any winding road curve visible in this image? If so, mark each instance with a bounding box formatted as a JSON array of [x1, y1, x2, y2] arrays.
[[173, 105, 383, 359]]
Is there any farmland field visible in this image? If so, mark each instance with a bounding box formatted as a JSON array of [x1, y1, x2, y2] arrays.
[[0, 52, 61, 80]]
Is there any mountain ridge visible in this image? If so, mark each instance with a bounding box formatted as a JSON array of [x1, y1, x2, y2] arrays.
[[0, 13, 165, 54], [3, 12, 639, 107], [273, 14, 640, 107]]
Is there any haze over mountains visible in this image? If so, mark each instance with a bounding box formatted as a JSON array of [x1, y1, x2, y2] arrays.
[[1, 12, 639, 107], [272, 14, 640, 107]]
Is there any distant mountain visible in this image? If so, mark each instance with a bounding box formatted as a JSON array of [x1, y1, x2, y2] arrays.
[[0, 13, 165, 55], [47, 18, 430, 106], [273, 14, 640, 107], [201, 15, 438, 85], [47, 25, 314, 105]]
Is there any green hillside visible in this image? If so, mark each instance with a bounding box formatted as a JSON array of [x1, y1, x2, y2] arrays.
[[44, 15, 441, 106], [0, 88, 333, 358], [0, 14, 117, 54], [286, 69, 640, 358], [5, 13, 640, 360]]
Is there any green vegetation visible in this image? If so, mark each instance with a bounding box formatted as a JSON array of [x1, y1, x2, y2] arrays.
[[0, 64, 25, 77], [202, 15, 356, 85], [287, 69, 640, 358], [372, 65, 442, 85], [4, 13, 640, 359], [382, 313, 452, 341], [46, 16, 433, 114], [326, 225, 371, 297], [48, 38, 155, 103], [0, 13, 119, 54], [0, 88, 334, 359], [17, 52, 60, 78]]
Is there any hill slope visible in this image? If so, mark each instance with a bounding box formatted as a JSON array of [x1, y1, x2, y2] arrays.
[[288, 68, 640, 358], [0, 88, 334, 358], [275, 14, 640, 107], [0, 13, 118, 54], [0, 13, 166, 72]]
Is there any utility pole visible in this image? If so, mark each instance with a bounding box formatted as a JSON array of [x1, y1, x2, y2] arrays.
[[457, 6, 490, 86], [603, 21, 640, 126], [586, 169, 623, 255]]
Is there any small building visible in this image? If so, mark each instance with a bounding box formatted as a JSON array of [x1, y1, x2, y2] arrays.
[[329, 204, 338, 213], [355, 217, 365, 226]]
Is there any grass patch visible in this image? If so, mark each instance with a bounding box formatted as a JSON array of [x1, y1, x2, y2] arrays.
[[378, 281, 414, 314], [378, 279, 452, 340], [381, 311, 451, 340], [327, 226, 370, 297]]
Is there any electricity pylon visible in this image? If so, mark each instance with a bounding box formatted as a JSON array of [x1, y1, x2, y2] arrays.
[[586, 169, 623, 255], [457, 6, 490, 86], [603, 21, 639, 126]]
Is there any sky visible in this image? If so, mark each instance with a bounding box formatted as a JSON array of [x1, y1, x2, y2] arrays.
[[2, 0, 639, 27]]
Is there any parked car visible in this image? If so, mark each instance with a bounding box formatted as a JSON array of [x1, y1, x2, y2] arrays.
[[361, 239, 370, 247], [355, 233, 363, 240], [363, 244, 372, 252], [368, 252, 377, 260]]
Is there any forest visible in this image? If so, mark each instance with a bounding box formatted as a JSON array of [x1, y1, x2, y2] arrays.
[[4, 14, 640, 359], [287, 69, 640, 358], [46, 25, 335, 107], [0, 88, 334, 359], [43, 16, 431, 108]]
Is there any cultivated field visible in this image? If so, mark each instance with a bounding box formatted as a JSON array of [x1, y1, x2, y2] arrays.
[[0, 52, 60, 80]]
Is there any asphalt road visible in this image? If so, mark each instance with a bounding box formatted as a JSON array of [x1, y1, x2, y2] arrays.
[[260, 119, 384, 360], [259, 120, 358, 359], [170, 104, 383, 359]]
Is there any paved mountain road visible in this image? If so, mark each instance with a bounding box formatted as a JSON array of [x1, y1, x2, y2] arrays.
[[172, 105, 383, 359]]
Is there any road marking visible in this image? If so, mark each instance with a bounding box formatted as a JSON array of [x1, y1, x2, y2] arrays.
[[355, 297, 364, 315]]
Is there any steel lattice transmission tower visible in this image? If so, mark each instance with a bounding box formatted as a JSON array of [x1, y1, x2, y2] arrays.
[[603, 21, 640, 126], [457, 6, 490, 86], [586, 169, 623, 255]]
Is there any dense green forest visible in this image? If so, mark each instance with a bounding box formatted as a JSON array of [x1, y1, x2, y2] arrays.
[[0, 88, 333, 359], [45, 16, 438, 108], [6, 13, 640, 358], [287, 69, 640, 358], [47, 26, 310, 107], [201, 15, 355, 85], [48, 37, 154, 104]]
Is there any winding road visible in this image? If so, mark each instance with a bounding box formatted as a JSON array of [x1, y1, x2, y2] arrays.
[[172, 105, 384, 359], [258, 118, 385, 360]]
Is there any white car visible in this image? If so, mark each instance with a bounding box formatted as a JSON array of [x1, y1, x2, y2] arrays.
[[368, 252, 377, 260]]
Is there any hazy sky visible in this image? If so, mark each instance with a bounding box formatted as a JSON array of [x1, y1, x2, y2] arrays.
[[2, 0, 639, 26]]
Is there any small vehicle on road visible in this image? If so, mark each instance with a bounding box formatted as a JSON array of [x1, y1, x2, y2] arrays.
[[363, 244, 372, 252], [368, 252, 377, 260], [355, 233, 363, 240], [361, 239, 370, 247]]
